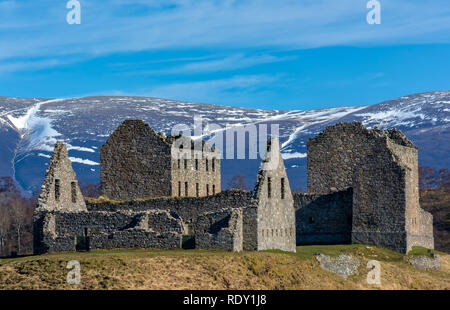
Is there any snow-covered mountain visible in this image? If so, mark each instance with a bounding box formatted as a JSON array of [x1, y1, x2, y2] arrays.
[[0, 91, 449, 194]]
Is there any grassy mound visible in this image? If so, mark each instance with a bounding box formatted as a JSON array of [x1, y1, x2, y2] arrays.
[[0, 245, 448, 290]]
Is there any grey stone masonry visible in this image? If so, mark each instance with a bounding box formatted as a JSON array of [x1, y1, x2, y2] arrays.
[[252, 138, 296, 252], [36, 141, 86, 212], [34, 120, 435, 256], [101, 120, 173, 200], [294, 189, 353, 245], [101, 120, 221, 200], [307, 122, 434, 253]]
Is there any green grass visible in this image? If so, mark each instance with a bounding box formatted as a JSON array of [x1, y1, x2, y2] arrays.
[[263, 244, 404, 261], [407, 246, 446, 257]]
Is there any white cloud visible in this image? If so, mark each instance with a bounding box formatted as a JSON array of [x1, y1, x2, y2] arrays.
[[146, 74, 279, 105], [135, 54, 296, 75], [1, 0, 450, 65]]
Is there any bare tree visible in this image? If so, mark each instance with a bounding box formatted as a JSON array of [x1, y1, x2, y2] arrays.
[[0, 204, 11, 256], [0, 176, 34, 256]]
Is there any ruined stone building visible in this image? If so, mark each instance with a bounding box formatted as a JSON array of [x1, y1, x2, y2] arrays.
[[34, 120, 296, 254], [101, 120, 221, 200], [301, 122, 434, 253], [33, 120, 433, 255]]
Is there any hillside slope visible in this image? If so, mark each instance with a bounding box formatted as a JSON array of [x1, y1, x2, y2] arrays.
[[0, 91, 449, 193], [0, 245, 448, 290], [420, 187, 450, 253]]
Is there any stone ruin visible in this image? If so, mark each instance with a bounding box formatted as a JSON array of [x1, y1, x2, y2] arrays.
[[299, 122, 434, 253], [33, 120, 434, 254], [100, 120, 221, 200]]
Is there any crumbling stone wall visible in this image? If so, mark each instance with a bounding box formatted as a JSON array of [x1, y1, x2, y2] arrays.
[[101, 120, 221, 200], [87, 190, 253, 225], [293, 189, 353, 244], [252, 138, 296, 252], [36, 130, 295, 255], [195, 209, 243, 252], [171, 137, 221, 198], [34, 210, 184, 253], [37, 142, 86, 212], [101, 120, 172, 200], [307, 122, 434, 253]]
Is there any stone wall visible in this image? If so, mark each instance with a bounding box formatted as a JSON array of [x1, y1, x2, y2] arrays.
[[195, 209, 243, 252], [37, 142, 86, 212], [307, 122, 416, 193], [170, 137, 221, 198], [87, 190, 254, 225], [293, 189, 353, 244], [101, 120, 221, 200], [100, 120, 172, 200], [307, 122, 434, 253], [34, 209, 184, 253], [252, 138, 296, 252]]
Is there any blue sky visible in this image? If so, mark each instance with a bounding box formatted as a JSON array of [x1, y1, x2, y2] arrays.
[[1, 0, 450, 110]]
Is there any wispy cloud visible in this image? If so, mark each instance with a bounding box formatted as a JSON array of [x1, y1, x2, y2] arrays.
[[1, 0, 450, 64], [143, 74, 281, 106], [128, 54, 296, 75]]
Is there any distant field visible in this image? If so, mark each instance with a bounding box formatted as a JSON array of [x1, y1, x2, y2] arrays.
[[0, 245, 448, 290]]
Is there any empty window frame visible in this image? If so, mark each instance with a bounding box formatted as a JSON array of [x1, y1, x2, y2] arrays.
[[55, 179, 61, 201], [71, 181, 77, 203]]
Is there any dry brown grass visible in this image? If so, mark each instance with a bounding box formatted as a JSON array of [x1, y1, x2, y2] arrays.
[[0, 246, 448, 290]]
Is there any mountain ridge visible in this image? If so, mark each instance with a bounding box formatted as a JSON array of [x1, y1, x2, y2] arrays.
[[0, 91, 449, 193]]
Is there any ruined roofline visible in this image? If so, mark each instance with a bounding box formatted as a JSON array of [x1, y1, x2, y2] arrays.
[[38, 141, 67, 203], [307, 122, 417, 149]]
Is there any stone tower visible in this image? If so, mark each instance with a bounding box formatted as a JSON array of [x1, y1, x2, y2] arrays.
[[307, 122, 434, 253], [101, 120, 221, 201], [36, 141, 86, 212], [251, 138, 296, 252]]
